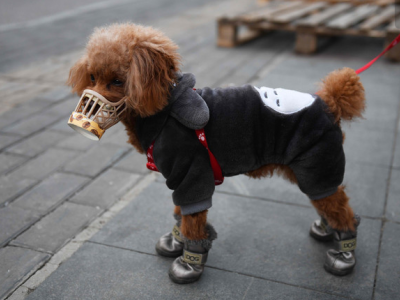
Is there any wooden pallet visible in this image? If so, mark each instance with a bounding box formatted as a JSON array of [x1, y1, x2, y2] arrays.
[[217, 1, 400, 60], [258, 0, 397, 6]]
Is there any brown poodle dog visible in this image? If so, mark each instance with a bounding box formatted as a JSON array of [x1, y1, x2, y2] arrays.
[[67, 23, 365, 283]]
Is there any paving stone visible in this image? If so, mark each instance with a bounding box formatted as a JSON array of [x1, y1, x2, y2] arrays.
[[267, 46, 395, 81], [217, 160, 388, 217], [355, 82, 399, 132], [0, 101, 51, 131], [0, 82, 53, 112], [244, 277, 349, 300], [374, 222, 400, 300], [26, 242, 339, 300], [342, 123, 394, 167], [343, 161, 389, 218], [50, 118, 73, 134], [0, 206, 40, 247], [11, 202, 100, 253], [91, 181, 381, 299], [7, 148, 79, 181], [217, 34, 293, 86], [0, 176, 38, 207], [0, 247, 50, 300], [7, 285, 30, 300], [0, 81, 53, 115], [1, 112, 63, 137], [6, 129, 71, 157], [36, 86, 73, 103], [44, 98, 78, 117], [323, 35, 396, 63], [100, 122, 129, 146], [69, 168, 140, 209], [63, 143, 129, 178], [0, 153, 27, 175], [113, 150, 150, 174], [56, 132, 96, 151], [252, 72, 319, 96], [0, 133, 20, 151], [22, 263, 59, 291], [216, 175, 309, 207], [393, 128, 400, 169], [386, 169, 400, 222], [11, 172, 89, 215]]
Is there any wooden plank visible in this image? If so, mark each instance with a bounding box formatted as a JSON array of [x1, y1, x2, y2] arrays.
[[386, 15, 400, 32], [326, 4, 380, 29], [385, 31, 400, 61], [241, 1, 305, 23], [295, 33, 318, 53], [217, 19, 267, 48], [359, 5, 400, 30], [271, 2, 328, 24], [217, 20, 239, 47], [296, 3, 352, 26], [261, 0, 395, 6]]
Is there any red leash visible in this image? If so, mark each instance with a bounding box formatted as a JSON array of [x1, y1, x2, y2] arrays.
[[355, 33, 400, 75]]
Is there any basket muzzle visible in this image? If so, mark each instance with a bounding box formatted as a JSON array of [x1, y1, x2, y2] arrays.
[[67, 89, 127, 141]]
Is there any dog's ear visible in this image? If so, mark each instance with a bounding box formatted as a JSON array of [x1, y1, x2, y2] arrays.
[[67, 55, 91, 95], [125, 43, 180, 117]]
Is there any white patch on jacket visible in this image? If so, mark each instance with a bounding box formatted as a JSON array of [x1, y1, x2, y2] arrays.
[[254, 86, 315, 115]]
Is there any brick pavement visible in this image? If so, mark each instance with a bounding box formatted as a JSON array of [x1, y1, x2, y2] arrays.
[[1, 0, 400, 299]]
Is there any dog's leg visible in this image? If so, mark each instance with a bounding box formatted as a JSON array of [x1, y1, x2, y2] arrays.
[[311, 186, 356, 232], [180, 210, 208, 240], [169, 210, 217, 284], [155, 206, 184, 258], [309, 186, 360, 276]]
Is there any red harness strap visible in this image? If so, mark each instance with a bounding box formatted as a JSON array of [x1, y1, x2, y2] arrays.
[[195, 129, 224, 185], [146, 129, 224, 186], [146, 142, 158, 172]]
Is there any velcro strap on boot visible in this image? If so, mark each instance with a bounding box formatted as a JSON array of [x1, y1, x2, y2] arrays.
[[335, 238, 357, 252], [182, 250, 208, 265], [171, 224, 183, 243], [320, 220, 332, 234]]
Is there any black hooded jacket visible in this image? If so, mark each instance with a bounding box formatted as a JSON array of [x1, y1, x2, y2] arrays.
[[136, 73, 345, 215]]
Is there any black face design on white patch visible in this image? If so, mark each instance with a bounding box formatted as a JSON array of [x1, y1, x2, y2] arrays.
[[254, 86, 315, 115]]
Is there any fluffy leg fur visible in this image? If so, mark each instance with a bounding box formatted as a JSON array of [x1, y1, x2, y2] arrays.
[[181, 210, 208, 240], [246, 164, 297, 184], [311, 186, 355, 232]]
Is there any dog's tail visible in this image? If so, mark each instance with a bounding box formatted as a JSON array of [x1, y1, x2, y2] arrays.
[[317, 67, 365, 123]]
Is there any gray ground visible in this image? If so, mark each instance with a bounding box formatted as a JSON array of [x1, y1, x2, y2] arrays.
[[0, 0, 399, 299]]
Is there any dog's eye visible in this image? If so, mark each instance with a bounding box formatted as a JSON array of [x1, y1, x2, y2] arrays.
[[111, 79, 123, 87], [90, 74, 95, 82]]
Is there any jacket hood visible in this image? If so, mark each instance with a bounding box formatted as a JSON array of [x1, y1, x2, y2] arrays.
[[135, 72, 209, 150], [170, 72, 209, 130]]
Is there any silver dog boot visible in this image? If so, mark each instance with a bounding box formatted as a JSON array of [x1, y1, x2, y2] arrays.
[[169, 224, 217, 284], [324, 214, 360, 276], [155, 214, 184, 258], [310, 216, 334, 242]]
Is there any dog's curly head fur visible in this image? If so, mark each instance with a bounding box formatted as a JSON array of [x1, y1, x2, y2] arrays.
[[67, 23, 181, 117]]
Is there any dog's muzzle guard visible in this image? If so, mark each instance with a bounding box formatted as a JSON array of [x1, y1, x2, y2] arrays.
[[67, 89, 126, 140]]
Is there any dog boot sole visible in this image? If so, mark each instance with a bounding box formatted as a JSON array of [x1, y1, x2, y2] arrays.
[[323, 263, 355, 276], [155, 246, 183, 258], [168, 270, 202, 284]]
